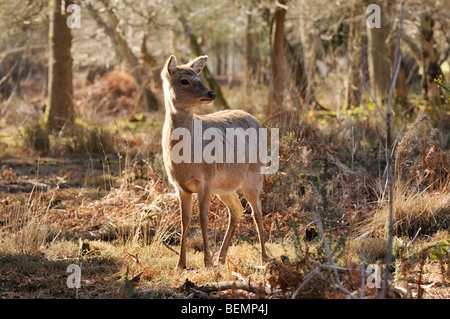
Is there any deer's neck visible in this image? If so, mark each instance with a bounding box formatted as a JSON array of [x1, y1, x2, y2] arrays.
[[162, 98, 195, 172], [162, 95, 195, 162], [163, 81, 194, 126], [164, 99, 194, 128]]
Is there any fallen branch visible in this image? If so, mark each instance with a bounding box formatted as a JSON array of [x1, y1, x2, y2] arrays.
[[162, 241, 179, 255], [195, 280, 274, 295], [187, 288, 212, 299]]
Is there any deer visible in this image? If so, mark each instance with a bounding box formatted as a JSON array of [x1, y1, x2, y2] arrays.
[[161, 55, 268, 268]]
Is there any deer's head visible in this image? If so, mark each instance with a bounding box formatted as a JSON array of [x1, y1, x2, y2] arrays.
[[161, 55, 216, 109]]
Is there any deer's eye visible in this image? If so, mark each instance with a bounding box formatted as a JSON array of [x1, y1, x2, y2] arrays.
[[181, 79, 189, 85]]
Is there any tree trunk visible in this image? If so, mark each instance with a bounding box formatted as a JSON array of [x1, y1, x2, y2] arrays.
[[245, 12, 253, 96], [227, 36, 235, 88], [365, 1, 391, 105], [394, 59, 408, 105], [419, 12, 442, 104], [268, 0, 288, 117], [344, 0, 357, 109], [285, 36, 307, 111], [45, 0, 74, 133], [215, 41, 223, 75]]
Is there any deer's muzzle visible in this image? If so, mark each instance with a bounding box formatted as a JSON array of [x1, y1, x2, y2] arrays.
[[200, 91, 216, 102]]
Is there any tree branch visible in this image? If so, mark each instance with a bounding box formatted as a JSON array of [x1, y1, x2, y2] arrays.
[[0, 44, 48, 64]]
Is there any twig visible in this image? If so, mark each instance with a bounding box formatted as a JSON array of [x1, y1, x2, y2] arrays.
[[406, 227, 421, 249], [309, 202, 357, 299], [437, 18, 450, 66], [361, 243, 365, 299], [0, 44, 48, 64], [310, 208, 338, 281], [162, 240, 180, 255], [386, 54, 402, 115], [382, 1, 405, 299], [292, 268, 320, 299], [312, 262, 352, 274], [0, 61, 18, 88]]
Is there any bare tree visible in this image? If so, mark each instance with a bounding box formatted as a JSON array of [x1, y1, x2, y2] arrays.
[[84, 0, 160, 112]]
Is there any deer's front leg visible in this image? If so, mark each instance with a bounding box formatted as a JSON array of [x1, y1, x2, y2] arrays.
[[197, 186, 213, 267], [177, 190, 192, 269]]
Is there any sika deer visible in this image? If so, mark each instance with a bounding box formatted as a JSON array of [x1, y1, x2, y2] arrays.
[[161, 55, 268, 268]]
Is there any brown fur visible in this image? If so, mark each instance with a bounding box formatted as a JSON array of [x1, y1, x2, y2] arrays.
[[161, 55, 267, 268]]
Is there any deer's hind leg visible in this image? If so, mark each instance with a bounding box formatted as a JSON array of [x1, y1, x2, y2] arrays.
[[242, 174, 268, 263], [216, 192, 244, 264]]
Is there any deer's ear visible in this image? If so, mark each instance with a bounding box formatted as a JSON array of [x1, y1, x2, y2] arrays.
[[164, 55, 177, 76], [187, 55, 208, 74]]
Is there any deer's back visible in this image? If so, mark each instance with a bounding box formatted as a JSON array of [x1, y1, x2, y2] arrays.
[[194, 109, 260, 131]]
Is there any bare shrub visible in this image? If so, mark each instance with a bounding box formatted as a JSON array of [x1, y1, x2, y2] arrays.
[[75, 66, 138, 119]]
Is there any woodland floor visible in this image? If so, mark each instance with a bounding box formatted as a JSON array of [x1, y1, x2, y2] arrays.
[[1, 151, 449, 299]]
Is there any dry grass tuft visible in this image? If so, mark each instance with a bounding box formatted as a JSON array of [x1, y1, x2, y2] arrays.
[[396, 115, 449, 192], [356, 115, 450, 238], [367, 186, 450, 237]]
